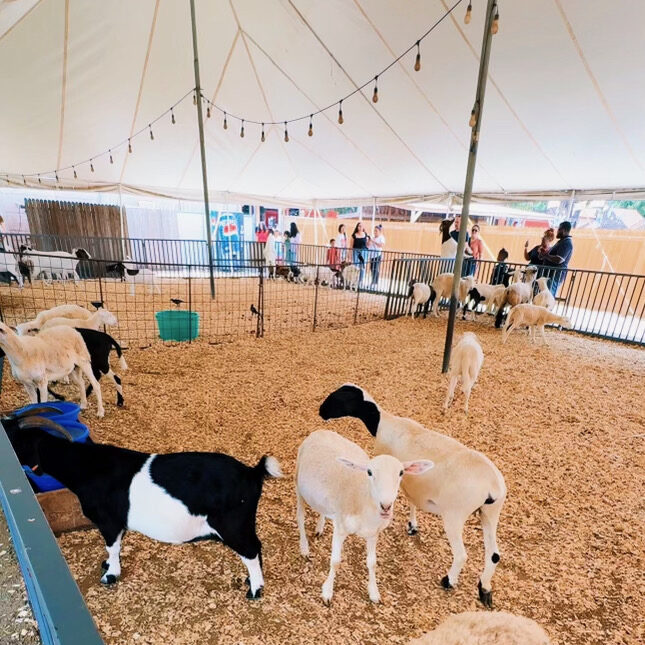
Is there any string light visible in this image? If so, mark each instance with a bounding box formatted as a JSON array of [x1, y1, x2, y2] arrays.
[[465, 2, 472, 24], [149, 124, 154, 140], [240, 120, 245, 138], [261, 123, 265, 142], [109, 150, 113, 164], [23, 175, 26, 185], [284, 122, 289, 143], [469, 104, 478, 128], [193, 91, 197, 105], [491, 6, 499, 34], [372, 76, 379, 103], [338, 101, 344, 125], [128, 139, 132, 153], [55, 172, 59, 183], [171, 108, 176, 125], [206, 103, 211, 118], [90, 160, 94, 172], [414, 41, 421, 71], [308, 115, 313, 137], [38, 175, 41, 184], [73, 167, 77, 179], [223, 112, 228, 129]]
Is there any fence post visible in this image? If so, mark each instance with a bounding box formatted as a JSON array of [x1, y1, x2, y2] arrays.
[[313, 267, 319, 331], [353, 281, 360, 325], [188, 265, 193, 345], [257, 265, 264, 338]]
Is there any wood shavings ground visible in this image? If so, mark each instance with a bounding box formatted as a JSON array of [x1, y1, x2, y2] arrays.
[[0, 317, 643, 645]]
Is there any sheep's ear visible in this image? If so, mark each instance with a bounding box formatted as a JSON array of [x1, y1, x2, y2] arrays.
[[402, 460, 434, 475], [337, 457, 369, 472]]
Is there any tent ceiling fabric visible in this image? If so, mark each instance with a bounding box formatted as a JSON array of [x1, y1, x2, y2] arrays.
[[1, 0, 644, 207]]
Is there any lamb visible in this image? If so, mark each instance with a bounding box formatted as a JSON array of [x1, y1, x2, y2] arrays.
[[431, 273, 475, 316], [341, 263, 361, 291], [532, 277, 555, 310], [444, 332, 484, 414], [47, 328, 128, 407], [16, 304, 93, 336], [296, 429, 433, 604], [408, 281, 436, 317], [494, 265, 538, 328], [0, 251, 23, 287], [461, 284, 506, 320], [107, 261, 160, 296], [40, 308, 118, 332], [18, 246, 91, 282], [320, 384, 506, 607], [502, 304, 571, 345], [0, 322, 104, 417], [4, 411, 283, 599], [408, 611, 551, 645]]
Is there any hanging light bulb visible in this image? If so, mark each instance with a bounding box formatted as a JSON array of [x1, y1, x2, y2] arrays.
[[414, 41, 421, 72], [90, 160, 94, 172], [491, 7, 499, 34], [465, 2, 472, 24], [109, 150, 114, 164], [338, 101, 344, 125], [240, 120, 245, 138], [193, 91, 197, 105], [308, 115, 313, 137], [469, 105, 477, 128], [23, 175, 26, 185], [171, 108, 176, 125], [55, 172, 59, 183], [73, 167, 77, 179], [206, 103, 211, 118], [149, 124, 154, 140], [284, 122, 289, 143], [128, 139, 133, 153], [38, 175, 41, 184], [261, 123, 265, 142], [223, 112, 228, 129], [372, 76, 379, 103]]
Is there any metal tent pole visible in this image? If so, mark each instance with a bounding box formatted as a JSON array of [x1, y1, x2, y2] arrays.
[[189, 0, 216, 298], [442, 0, 498, 373]]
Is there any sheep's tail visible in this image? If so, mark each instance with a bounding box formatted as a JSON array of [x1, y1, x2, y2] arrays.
[[255, 455, 283, 479], [109, 335, 128, 370]]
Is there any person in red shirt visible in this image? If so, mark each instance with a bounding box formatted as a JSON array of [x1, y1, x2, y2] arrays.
[[326, 238, 341, 272]]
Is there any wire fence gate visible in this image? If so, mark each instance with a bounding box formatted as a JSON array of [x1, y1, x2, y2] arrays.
[[0, 244, 643, 348]]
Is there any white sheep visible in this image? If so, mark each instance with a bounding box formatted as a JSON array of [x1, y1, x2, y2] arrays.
[[40, 308, 118, 332], [444, 332, 484, 414], [0, 251, 23, 287], [342, 263, 361, 291], [494, 266, 538, 328], [408, 281, 435, 317], [461, 283, 506, 319], [502, 303, 571, 345], [16, 304, 93, 336], [532, 277, 555, 310], [431, 273, 475, 316], [18, 246, 91, 282], [296, 429, 432, 604], [320, 385, 507, 607], [408, 611, 551, 645], [0, 322, 104, 417]]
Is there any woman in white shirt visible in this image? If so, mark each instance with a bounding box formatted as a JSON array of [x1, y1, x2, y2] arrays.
[[289, 222, 301, 263], [369, 225, 385, 288], [335, 223, 348, 262]]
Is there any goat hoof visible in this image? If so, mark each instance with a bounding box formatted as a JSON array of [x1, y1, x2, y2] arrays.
[[101, 574, 118, 585], [406, 522, 418, 536], [244, 576, 250, 587], [117, 398, 124, 408], [246, 586, 263, 600], [101, 560, 109, 572], [478, 581, 493, 608], [440, 575, 453, 590]]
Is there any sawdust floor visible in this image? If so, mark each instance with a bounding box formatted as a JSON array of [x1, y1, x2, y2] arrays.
[[0, 318, 643, 645]]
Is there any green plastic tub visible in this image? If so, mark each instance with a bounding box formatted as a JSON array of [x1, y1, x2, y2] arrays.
[[155, 310, 199, 342]]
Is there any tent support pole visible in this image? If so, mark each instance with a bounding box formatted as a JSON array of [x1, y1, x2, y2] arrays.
[[442, 0, 497, 373], [189, 0, 215, 298]]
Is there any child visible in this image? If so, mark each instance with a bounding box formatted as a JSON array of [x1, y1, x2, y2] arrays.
[[491, 248, 510, 286], [326, 238, 341, 272]]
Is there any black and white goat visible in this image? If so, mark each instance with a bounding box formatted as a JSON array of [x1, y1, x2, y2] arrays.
[[107, 261, 160, 296], [5, 412, 283, 599], [47, 328, 128, 407], [18, 245, 91, 282]]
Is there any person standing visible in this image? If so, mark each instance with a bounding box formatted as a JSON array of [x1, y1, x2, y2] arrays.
[[450, 216, 473, 277], [369, 225, 385, 288], [289, 222, 301, 263], [466, 224, 483, 276], [350, 222, 369, 285], [335, 223, 348, 262], [542, 221, 574, 295], [263, 228, 277, 277], [524, 227, 555, 265]]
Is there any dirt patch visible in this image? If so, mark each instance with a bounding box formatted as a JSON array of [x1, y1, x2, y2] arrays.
[[0, 317, 643, 644]]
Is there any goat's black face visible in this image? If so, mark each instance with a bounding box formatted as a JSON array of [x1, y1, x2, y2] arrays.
[[319, 384, 381, 437], [5, 428, 41, 473]]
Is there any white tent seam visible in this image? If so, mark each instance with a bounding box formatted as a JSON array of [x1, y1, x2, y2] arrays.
[[0, 0, 43, 42]]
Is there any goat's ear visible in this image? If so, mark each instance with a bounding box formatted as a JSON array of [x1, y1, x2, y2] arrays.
[[9, 326, 17, 332], [337, 457, 369, 472], [402, 460, 434, 475]]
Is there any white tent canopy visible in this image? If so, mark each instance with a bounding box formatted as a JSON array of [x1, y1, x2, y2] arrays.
[[1, 0, 644, 207]]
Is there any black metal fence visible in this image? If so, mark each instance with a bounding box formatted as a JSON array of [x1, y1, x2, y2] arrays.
[[0, 244, 643, 347]]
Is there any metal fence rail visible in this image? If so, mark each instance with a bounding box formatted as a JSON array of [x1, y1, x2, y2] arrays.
[[0, 248, 642, 347]]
